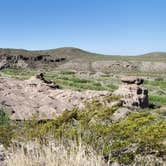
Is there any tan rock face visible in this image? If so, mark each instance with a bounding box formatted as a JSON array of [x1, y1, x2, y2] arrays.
[[0, 76, 111, 120], [114, 76, 149, 108]]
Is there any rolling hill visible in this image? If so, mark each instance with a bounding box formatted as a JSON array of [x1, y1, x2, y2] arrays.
[[0, 47, 166, 74]]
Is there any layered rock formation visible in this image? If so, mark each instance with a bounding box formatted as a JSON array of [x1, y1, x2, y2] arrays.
[[114, 76, 149, 108]]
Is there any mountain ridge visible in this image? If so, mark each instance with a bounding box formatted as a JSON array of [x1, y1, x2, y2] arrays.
[[0, 47, 166, 58], [0, 47, 166, 74]]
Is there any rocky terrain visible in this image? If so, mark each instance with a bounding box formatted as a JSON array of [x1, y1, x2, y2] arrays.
[[0, 48, 166, 74], [0, 75, 113, 120], [0, 74, 150, 121], [0, 48, 165, 165]]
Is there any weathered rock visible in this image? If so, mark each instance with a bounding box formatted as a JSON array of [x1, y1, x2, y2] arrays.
[[0, 76, 112, 120], [0, 144, 6, 166], [0, 60, 9, 70], [121, 76, 144, 85], [114, 76, 149, 108], [111, 107, 131, 122], [36, 73, 60, 88], [16, 59, 28, 68]]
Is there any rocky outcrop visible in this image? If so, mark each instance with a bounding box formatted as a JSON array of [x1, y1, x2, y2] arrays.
[[0, 53, 67, 70], [36, 73, 60, 89], [0, 75, 112, 120], [114, 76, 149, 108]]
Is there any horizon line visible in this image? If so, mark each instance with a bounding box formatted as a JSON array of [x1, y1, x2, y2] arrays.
[[0, 47, 165, 56]]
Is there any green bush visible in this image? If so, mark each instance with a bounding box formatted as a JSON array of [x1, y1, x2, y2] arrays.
[[12, 100, 166, 165], [0, 108, 10, 126], [0, 108, 14, 147]]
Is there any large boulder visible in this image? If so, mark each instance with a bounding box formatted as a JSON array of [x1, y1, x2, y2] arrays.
[[114, 76, 149, 108]]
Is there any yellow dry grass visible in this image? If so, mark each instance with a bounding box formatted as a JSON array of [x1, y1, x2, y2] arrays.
[[5, 141, 108, 166]]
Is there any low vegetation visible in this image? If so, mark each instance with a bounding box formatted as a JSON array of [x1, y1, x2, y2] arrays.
[[0, 108, 14, 147], [0, 68, 166, 165], [1, 98, 166, 165], [144, 79, 166, 105], [1, 68, 118, 91], [149, 95, 166, 105], [6, 142, 107, 166], [43, 70, 118, 91], [0, 68, 36, 80]]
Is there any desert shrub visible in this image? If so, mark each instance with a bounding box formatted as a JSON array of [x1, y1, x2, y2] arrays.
[[0, 126, 14, 147], [13, 99, 166, 165], [0, 108, 10, 126], [0, 108, 14, 147]]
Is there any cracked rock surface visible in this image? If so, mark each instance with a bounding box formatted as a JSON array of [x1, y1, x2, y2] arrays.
[[0, 76, 111, 120]]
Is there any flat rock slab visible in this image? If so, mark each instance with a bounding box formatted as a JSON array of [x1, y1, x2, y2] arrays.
[[121, 76, 144, 85], [0, 76, 111, 120]]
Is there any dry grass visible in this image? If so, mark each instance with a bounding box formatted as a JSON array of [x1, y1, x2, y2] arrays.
[[5, 141, 108, 166]]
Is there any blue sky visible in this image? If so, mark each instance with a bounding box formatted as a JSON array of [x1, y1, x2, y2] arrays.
[[0, 0, 166, 55]]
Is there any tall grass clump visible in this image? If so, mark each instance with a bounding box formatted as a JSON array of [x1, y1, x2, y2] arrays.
[[6, 141, 108, 166]]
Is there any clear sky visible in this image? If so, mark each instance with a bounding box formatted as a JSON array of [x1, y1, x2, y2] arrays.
[[0, 0, 166, 55]]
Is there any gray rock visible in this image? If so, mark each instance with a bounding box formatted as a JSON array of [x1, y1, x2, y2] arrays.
[[111, 107, 131, 122]]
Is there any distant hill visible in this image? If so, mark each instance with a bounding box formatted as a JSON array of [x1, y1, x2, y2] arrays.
[[0, 47, 166, 60], [0, 47, 102, 60], [140, 52, 166, 59], [0, 47, 166, 73]]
